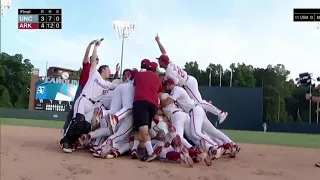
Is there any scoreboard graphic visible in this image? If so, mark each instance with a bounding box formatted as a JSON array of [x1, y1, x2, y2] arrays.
[[293, 8, 320, 22], [18, 9, 62, 30]]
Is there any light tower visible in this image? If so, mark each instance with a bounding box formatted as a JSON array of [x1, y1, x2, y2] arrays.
[[1, 0, 12, 17], [112, 20, 136, 75]]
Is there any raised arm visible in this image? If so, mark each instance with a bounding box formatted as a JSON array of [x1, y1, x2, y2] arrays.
[[83, 40, 97, 64], [155, 33, 167, 55], [90, 40, 101, 70], [113, 63, 120, 79]]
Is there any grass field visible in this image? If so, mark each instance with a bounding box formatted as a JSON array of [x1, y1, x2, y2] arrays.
[[1, 118, 320, 148]]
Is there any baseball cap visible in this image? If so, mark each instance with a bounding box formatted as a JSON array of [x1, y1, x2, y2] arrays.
[[156, 54, 170, 65], [141, 59, 150, 69], [148, 62, 158, 72], [131, 68, 138, 78], [122, 69, 132, 76], [163, 78, 175, 86]]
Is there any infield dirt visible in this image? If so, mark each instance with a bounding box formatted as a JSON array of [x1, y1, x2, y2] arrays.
[[1, 125, 319, 180]]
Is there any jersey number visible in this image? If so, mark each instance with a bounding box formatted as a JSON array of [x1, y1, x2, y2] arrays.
[[173, 65, 185, 78]]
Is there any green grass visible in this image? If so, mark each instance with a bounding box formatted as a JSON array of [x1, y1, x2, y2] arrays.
[[1, 118, 320, 148]]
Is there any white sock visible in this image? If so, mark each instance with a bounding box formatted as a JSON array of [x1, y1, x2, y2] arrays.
[[144, 141, 154, 155], [132, 140, 140, 150]]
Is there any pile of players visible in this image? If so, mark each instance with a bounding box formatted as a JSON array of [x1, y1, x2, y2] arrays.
[[59, 35, 240, 167]]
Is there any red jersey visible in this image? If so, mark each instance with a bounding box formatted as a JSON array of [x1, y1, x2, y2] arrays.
[[134, 71, 163, 106], [79, 62, 91, 87]]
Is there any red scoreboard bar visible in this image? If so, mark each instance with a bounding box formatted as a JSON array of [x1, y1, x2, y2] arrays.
[[18, 9, 62, 30]]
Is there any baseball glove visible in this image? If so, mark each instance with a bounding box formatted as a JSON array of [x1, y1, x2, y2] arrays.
[[153, 125, 166, 141]]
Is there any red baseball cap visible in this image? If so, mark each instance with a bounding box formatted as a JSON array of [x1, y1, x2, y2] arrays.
[[156, 54, 170, 65], [141, 59, 150, 69], [148, 62, 158, 72], [131, 68, 138, 78], [163, 78, 175, 86], [122, 69, 132, 76]]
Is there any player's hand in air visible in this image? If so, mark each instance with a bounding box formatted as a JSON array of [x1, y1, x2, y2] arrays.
[[116, 63, 120, 72], [95, 39, 102, 46], [155, 33, 160, 42], [90, 39, 98, 45]]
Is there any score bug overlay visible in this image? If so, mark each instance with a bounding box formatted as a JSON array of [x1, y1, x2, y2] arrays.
[[18, 9, 62, 30], [293, 8, 320, 22]]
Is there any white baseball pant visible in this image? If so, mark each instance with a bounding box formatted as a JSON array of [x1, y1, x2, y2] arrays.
[[189, 105, 219, 148], [184, 75, 222, 116], [170, 111, 193, 149], [73, 95, 97, 123], [101, 115, 133, 147]]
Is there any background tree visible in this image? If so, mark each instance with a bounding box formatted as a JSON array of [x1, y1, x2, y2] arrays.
[[0, 52, 34, 108]]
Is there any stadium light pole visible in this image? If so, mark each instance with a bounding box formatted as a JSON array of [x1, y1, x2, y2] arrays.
[[1, 0, 12, 17], [112, 20, 136, 76]]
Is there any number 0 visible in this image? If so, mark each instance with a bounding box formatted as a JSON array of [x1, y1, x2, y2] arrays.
[[55, 23, 60, 29], [55, 16, 60, 22]]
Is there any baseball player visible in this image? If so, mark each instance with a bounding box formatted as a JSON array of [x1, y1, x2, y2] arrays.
[[161, 78, 225, 159], [93, 70, 135, 158], [59, 40, 114, 153], [160, 93, 193, 149], [155, 34, 228, 124], [106, 69, 136, 134]]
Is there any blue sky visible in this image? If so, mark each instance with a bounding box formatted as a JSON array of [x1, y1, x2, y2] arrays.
[[1, 0, 320, 81]]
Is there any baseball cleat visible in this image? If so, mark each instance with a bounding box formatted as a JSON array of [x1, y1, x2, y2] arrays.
[[59, 138, 75, 153], [106, 148, 120, 159], [218, 112, 228, 124], [229, 143, 241, 158], [141, 153, 157, 162], [91, 108, 102, 131], [90, 145, 99, 153], [316, 162, 320, 167], [198, 139, 212, 166], [180, 147, 194, 167], [107, 114, 118, 134], [131, 149, 138, 159], [214, 147, 224, 159], [78, 134, 91, 146], [171, 135, 182, 149]]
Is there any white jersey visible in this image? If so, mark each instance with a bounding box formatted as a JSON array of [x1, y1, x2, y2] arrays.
[[161, 93, 182, 118], [118, 80, 135, 107], [165, 63, 188, 86], [169, 86, 196, 113], [81, 68, 112, 102]]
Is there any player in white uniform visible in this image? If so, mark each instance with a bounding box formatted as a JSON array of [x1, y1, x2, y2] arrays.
[[161, 79, 234, 159], [155, 34, 228, 124], [92, 69, 135, 158], [59, 40, 113, 153], [160, 93, 193, 149]]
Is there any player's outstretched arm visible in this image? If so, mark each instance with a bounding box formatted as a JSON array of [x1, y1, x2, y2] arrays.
[[83, 40, 97, 64], [90, 40, 101, 70], [155, 33, 167, 55], [113, 63, 120, 79]]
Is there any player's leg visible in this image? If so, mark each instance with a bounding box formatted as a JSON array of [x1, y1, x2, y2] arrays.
[[184, 76, 227, 123], [62, 85, 83, 135], [171, 112, 193, 149], [106, 141, 130, 159], [97, 116, 133, 157], [189, 106, 219, 148], [60, 97, 91, 153], [202, 117, 240, 158]]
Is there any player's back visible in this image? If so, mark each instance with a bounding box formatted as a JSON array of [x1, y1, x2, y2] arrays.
[[119, 81, 135, 106], [81, 70, 111, 102], [166, 63, 188, 86], [171, 86, 196, 113]]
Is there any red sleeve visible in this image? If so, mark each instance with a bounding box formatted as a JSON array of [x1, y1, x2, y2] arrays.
[[82, 62, 90, 69]]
